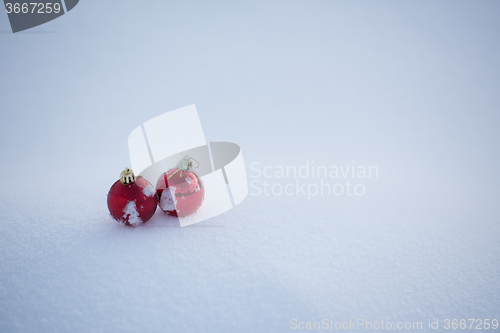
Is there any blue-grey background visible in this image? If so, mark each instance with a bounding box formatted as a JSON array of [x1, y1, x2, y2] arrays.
[[1, 1, 499, 332]]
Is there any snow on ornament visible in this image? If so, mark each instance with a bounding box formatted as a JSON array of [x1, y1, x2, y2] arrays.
[[156, 155, 205, 217], [107, 168, 157, 226]]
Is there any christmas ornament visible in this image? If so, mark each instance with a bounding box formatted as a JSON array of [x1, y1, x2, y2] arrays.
[[107, 168, 157, 226], [156, 156, 204, 217]]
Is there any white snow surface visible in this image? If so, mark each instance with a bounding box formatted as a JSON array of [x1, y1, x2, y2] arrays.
[[1, 1, 500, 332]]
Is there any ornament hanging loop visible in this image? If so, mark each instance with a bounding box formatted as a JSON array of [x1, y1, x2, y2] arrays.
[[167, 155, 200, 180]]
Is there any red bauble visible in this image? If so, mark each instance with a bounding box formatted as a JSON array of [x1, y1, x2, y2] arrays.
[[107, 168, 157, 226], [156, 158, 204, 217]]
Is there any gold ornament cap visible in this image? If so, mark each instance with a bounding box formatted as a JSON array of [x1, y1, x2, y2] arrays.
[[167, 155, 200, 180], [178, 155, 195, 171], [120, 168, 136, 185]]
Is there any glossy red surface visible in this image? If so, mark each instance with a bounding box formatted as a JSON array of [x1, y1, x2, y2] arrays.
[[156, 168, 205, 218], [107, 176, 157, 226]]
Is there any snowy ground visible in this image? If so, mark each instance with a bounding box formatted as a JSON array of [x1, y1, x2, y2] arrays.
[[1, 1, 499, 332]]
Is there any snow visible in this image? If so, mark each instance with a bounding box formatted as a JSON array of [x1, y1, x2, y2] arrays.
[[122, 200, 142, 226], [159, 187, 176, 212], [185, 176, 192, 185], [1, 1, 500, 332], [142, 185, 156, 198]]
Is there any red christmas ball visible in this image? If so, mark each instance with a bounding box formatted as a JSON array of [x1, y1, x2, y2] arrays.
[[107, 168, 157, 226], [156, 157, 204, 217]]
